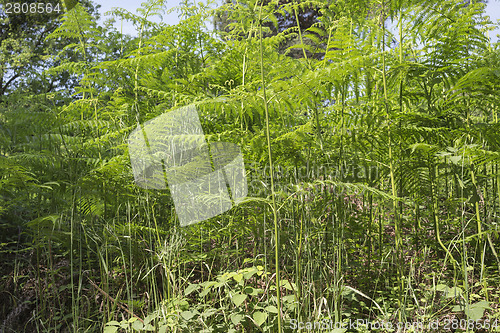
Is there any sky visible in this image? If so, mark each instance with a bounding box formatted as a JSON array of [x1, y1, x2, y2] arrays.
[[94, 0, 217, 35], [92, 0, 500, 43], [483, 0, 500, 43]]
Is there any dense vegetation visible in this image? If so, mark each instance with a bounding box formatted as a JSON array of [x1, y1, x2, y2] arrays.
[[1, 0, 500, 332]]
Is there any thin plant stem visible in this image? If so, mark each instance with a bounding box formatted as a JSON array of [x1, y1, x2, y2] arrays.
[[258, 3, 282, 332], [380, 6, 403, 318]]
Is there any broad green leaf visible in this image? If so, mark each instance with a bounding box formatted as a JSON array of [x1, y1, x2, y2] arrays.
[[143, 314, 156, 325], [282, 294, 297, 303], [446, 286, 463, 298], [243, 267, 259, 279], [449, 155, 461, 164], [435, 284, 448, 292], [466, 301, 490, 321], [231, 293, 247, 307], [281, 279, 295, 291], [199, 281, 217, 297], [202, 308, 218, 318], [233, 273, 243, 283], [265, 305, 278, 314], [131, 320, 143, 330], [244, 286, 263, 296], [199, 287, 211, 297], [103, 326, 118, 333], [230, 313, 244, 325], [243, 286, 255, 295], [181, 310, 196, 321], [142, 323, 155, 331], [184, 283, 200, 296], [253, 311, 268, 327]]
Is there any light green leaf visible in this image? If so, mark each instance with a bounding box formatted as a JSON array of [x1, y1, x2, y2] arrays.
[[253, 311, 268, 327], [184, 283, 200, 296], [243, 267, 259, 279], [230, 313, 244, 325], [466, 301, 490, 321], [231, 293, 247, 307], [142, 323, 155, 331], [233, 273, 243, 283], [103, 326, 118, 333], [132, 320, 143, 330], [202, 308, 218, 318], [449, 155, 462, 164], [143, 314, 156, 325], [181, 310, 196, 321], [435, 284, 448, 292], [119, 320, 129, 328], [281, 279, 295, 291], [265, 305, 278, 314], [446, 286, 463, 298]]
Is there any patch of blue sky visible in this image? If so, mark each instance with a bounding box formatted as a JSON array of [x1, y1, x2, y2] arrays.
[[94, 0, 222, 36], [92, 0, 499, 44]]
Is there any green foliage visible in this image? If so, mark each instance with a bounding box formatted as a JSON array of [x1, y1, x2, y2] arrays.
[[103, 265, 298, 332], [1, 0, 500, 332]]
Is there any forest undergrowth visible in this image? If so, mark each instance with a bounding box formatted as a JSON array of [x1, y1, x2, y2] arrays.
[[1, 0, 500, 332]]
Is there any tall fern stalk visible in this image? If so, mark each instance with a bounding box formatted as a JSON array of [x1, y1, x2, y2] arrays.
[[380, 3, 403, 320], [258, 3, 282, 332]]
